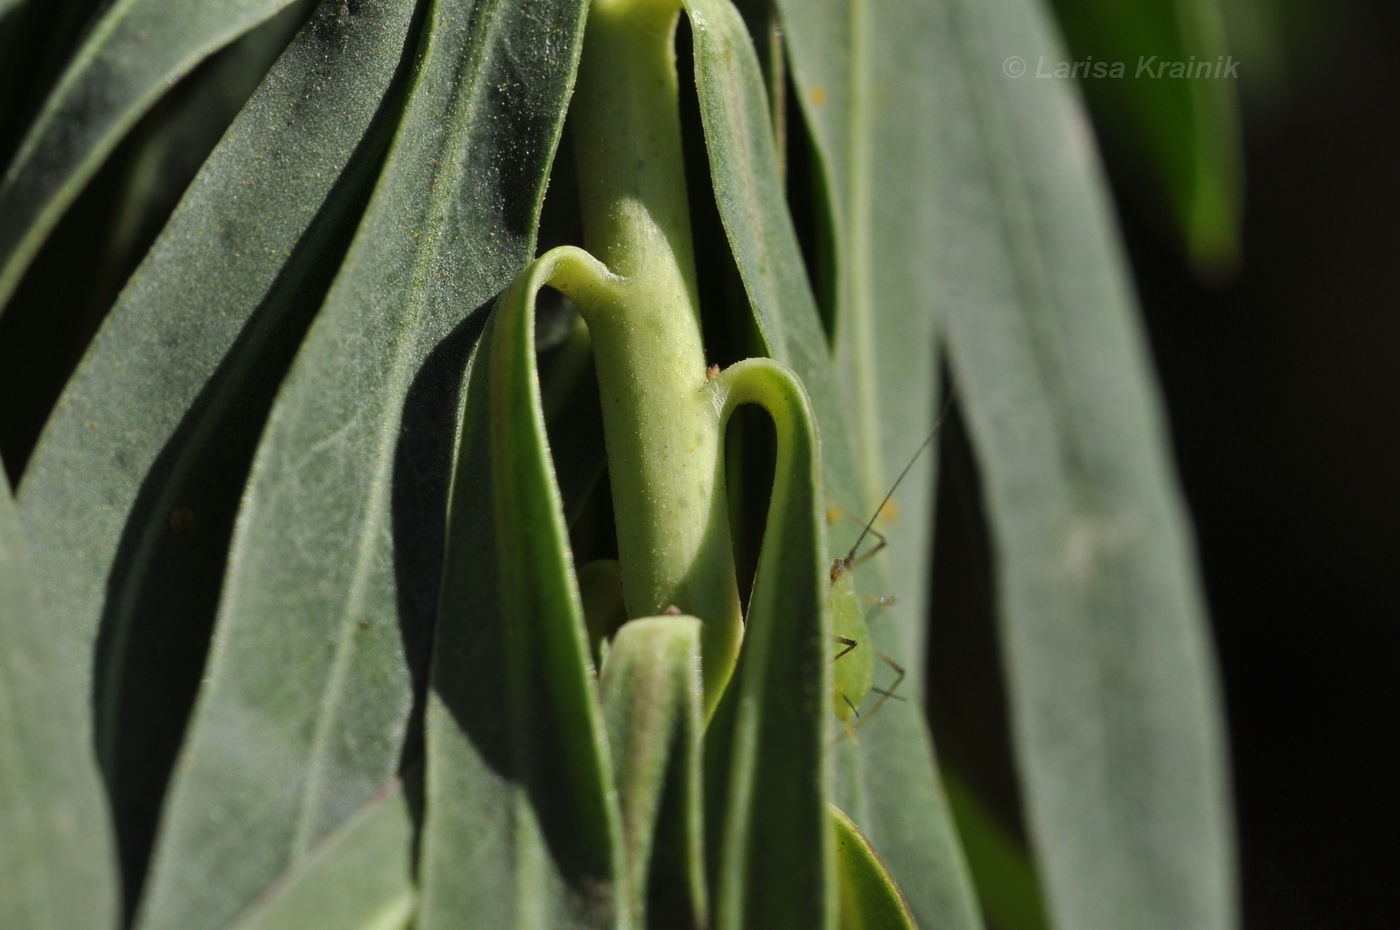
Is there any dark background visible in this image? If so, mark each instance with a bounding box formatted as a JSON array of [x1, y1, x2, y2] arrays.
[[1119, 1, 1397, 926]]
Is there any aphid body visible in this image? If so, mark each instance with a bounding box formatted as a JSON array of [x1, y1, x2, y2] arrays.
[[830, 556, 874, 725], [827, 406, 951, 735]]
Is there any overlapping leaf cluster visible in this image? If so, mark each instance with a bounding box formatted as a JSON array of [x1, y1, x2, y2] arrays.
[[0, 0, 1235, 927]]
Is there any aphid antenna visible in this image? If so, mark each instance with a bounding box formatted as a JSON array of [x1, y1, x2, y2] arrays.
[[837, 394, 956, 572]]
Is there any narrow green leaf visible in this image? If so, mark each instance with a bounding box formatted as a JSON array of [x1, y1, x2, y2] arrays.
[[0, 479, 119, 930], [774, 0, 944, 681], [703, 358, 832, 930], [420, 252, 623, 929], [0, 0, 308, 307], [599, 616, 708, 929], [134, 2, 589, 928], [739, 3, 982, 927], [85, 6, 313, 292], [919, 0, 1238, 927], [227, 776, 417, 930], [17, 0, 418, 896], [831, 804, 917, 930], [683, 0, 860, 518], [0, 0, 105, 158], [1047, 0, 1242, 273]]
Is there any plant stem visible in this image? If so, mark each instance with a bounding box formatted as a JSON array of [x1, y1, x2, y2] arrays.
[[568, 0, 742, 710]]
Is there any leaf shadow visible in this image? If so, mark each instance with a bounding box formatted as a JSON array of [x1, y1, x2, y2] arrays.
[[87, 11, 426, 905], [88, 130, 398, 911], [92, 234, 350, 914], [389, 305, 487, 775]]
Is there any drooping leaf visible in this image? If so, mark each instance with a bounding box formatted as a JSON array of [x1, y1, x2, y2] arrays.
[[773, 0, 945, 680], [683, 0, 861, 516], [917, 0, 1238, 927], [226, 776, 417, 930], [420, 249, 624, 929], [134, 1, 589, 927], [726, 3, 981, 927], [0, 0, 311, 306], [703, 357, 833, 930], [17, 0, 419, 899], [599, 616, 708, 929], [0, 478, 119, 930]]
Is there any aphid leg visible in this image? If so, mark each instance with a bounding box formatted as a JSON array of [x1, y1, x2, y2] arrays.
[[832, 635, 859, 662], [847, 523, 888, 569], [826, 501, 891, 576], [856, 651, 907, 729]]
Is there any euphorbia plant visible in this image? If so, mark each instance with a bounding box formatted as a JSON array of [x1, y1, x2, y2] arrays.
[[424, 2, 905, 923], [0, 0, 1237, 927]]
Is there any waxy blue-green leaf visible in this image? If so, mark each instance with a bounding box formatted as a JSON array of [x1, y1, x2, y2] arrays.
[[703, 358, 833, 930], [683, 0, 860, 518], [599, 617, 708, 929], [701, 3, 980, 927], [831, 804, 917, 930], [227, 777, 417, 930], [0, 0, 310, 307], [0, 480, 119, 930], [916, 0, 1237, 927], [773, 0, 945, 680], [81, 6, 314, 289], [17, 0, 419, 895], [420, 250, 623, 929], [135, 1, 589, 928]]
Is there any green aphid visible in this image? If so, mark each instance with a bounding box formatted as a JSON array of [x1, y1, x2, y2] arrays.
[[830, 552, 881, 724], [828, 510, 903, 742], [828, 415, 948, 740]]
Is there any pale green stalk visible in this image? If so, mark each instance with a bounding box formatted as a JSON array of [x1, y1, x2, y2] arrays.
[[563, 0, 742, 711]]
